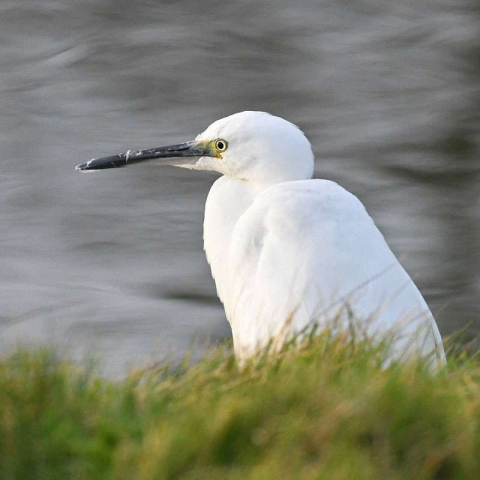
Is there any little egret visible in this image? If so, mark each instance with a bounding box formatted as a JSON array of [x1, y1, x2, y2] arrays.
[[76, 111, 445, 366]]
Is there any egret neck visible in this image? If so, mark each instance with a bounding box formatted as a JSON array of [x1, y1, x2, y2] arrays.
[[203, 177, 270, 313]]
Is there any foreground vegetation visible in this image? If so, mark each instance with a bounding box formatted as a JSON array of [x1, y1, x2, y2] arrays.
[[0, 332, 479, 480]]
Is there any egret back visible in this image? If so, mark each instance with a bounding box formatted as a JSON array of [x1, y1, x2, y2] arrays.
[[205, 178, 445, 365]]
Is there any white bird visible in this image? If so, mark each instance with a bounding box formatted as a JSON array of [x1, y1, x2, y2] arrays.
[[76, 111, 445, 366]]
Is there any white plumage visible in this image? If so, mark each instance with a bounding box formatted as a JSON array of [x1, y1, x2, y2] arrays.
[[199, 112, 445, 364], [78, 110, 446, 366]]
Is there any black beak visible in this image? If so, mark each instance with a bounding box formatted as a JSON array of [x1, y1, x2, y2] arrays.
[[75, 140, 209, 172]]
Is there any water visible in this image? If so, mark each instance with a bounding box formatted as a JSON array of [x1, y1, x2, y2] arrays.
[[1, 0, 479, 376]]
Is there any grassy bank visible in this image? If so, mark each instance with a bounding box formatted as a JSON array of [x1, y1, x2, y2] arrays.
[[0, 333, 478, 480]]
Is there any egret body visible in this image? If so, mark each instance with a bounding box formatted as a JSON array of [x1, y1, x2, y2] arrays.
[[77, 111, 445, 365]]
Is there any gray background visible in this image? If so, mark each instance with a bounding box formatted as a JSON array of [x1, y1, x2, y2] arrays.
[[1, 0, 479, 376]]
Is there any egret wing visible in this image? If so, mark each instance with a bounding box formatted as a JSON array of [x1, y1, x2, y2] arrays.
[[227, 180, 444, 363]]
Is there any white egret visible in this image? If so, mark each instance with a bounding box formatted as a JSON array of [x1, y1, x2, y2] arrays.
[[76, 111, 445, 366]]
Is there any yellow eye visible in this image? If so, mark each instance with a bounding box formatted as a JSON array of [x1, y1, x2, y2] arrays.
[[214, 139, 228, 152]]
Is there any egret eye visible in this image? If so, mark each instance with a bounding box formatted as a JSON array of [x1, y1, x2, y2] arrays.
[[214, 139, 228, 152]]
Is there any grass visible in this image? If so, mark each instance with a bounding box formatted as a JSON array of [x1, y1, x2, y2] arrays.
[[0, 331, 479, 480]]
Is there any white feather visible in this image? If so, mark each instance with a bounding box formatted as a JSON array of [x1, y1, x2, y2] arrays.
[[197, 111, 445, 364]]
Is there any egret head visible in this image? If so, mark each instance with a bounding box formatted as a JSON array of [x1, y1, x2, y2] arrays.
[[194, 112, 314, 183], [76, 111, 314, 184]]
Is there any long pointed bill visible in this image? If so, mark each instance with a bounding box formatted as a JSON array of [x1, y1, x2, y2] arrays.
[[75, 140, 210, 172]]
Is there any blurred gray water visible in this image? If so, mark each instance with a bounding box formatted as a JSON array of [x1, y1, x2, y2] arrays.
[[1, 0, 479, 376]]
